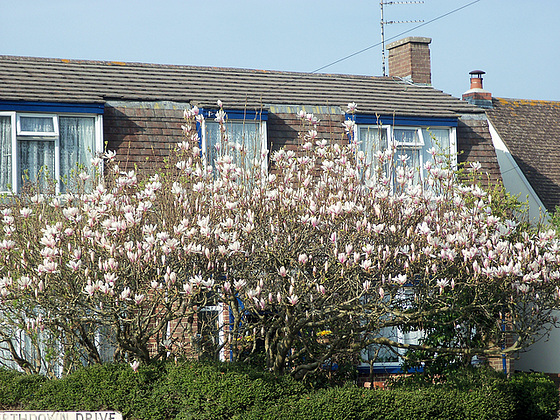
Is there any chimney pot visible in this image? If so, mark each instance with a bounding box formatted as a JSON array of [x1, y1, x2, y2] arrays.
[[463, 70, 492, 108], [469, 70, 486, 90]]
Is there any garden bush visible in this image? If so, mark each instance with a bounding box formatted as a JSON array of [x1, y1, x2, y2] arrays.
[[388, 366, 559, 420], [0, 362, 557, 420], [508, 372, 559, 420], [155, 361, 307, 419], [0, 368, 45, 409], [26, 363, 167, 419], [255, 386, 515, 420]]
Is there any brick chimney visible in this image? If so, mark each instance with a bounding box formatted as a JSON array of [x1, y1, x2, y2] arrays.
[[387, 37, 432, 85], [462, 70, 493, 108]]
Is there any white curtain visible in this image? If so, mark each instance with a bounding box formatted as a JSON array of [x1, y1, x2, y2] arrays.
[[19, 116, 55, 134], [358, 126, 388, 163], [206, 121, 261, 173], [59, 117, 96, 190], [422, 128, 451, 169], [18, 139, 55, 190], [0, 116, 11, 192]]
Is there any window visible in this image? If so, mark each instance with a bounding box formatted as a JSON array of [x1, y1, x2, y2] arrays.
[[354, 118, 457, 186], [17, 114, 58, 137], [200, 109, 268, 176], [198, 303, 226, 361], [0, 112, 103, 193], [361, 327, 422, 368], [360, 288, 423, 372]]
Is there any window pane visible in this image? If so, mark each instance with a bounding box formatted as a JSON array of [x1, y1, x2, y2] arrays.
[[393, 128, 419, 145], [358, 126, 387, 163], [394, 147, 422, 186], [358, 126, 389, 182], [0, 116, 11, 191], [59, 117, 96, 191], [19, 139, 55, 190], [20, 116, 55, 133], [422, 128, 450, 159], [421, 128, 451, 181], [206, 121, 261, 174]]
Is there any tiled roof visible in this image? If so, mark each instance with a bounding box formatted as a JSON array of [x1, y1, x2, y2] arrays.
[[0, 55, 481, 118], [486, 97, 560, 212]]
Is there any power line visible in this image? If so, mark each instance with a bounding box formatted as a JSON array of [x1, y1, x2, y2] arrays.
[[310, 0, 481, 74]]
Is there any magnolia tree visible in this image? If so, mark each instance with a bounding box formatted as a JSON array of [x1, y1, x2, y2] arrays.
[[0, 102, 559, 378]]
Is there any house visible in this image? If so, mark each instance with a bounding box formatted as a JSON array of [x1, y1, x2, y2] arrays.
[[463, 71, 560, 383], [0, 37, 503, 374], [463, 71, 560, 221], [0, 37, 500, 194]]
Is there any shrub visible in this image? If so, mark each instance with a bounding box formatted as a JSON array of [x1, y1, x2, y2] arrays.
[[27, 363, 166, 419], [0, 361, 556, 420], [387, 366, 558, 420], [0, 368, 45, 410], [508, 372, 559, 420], [257, 386, 514, 420], [156, 361, 307, 420]]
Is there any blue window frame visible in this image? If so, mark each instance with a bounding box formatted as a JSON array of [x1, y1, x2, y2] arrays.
[[347, 114, 458, 186], [199, 109, 268, 176], [0, 102, 104, 193]]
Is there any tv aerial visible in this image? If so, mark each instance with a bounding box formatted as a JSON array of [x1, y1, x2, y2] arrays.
[[380, 1, 424, 76]]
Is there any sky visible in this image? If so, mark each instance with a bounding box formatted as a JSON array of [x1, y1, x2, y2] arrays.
[[2, 0, 559, 101]]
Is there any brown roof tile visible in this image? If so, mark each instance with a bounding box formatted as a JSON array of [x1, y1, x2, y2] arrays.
[[486, 98, 560, 212], [0, 55, 481, 118]]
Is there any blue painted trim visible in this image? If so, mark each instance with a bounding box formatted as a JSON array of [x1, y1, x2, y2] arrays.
[[195, 121, 203, 149], [202, 108, 268, 121], [347, 113, 457, 127], [0, 101, 104, 114]]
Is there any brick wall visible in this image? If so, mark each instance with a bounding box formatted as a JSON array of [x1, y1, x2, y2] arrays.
[[267, 110, 346, 155], [104, 102, 185, 173], [457, 115, 503, 188], [387, 37, 432, 85]]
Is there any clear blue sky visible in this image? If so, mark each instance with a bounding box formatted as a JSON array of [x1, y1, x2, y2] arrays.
[[2, 0, 559, 101]]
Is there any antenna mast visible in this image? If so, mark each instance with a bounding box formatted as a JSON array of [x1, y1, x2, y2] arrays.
[[380, 1, 424, 76]]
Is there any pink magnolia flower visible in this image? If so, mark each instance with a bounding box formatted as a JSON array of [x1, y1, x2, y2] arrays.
[[234, 279, 246, 291], [19, 208, 32, 218], [337, 253, 347, 264], [130, 360, 140, 373], [343, 120, 355, 133], [394, 274, 407, 286], [223, 281, 231, 294], [120, 287, 131, 300], [183, 283, 193, 295], [18, 276, 32, 290], [215, 109, 226, 124], [360, 259, 372, 271]]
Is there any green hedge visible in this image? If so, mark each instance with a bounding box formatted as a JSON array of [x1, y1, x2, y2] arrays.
[[252, 386, 515, 420], [0, 363, 557, 420], [0, 369, 45, 410], [388, 367, 559, 420]]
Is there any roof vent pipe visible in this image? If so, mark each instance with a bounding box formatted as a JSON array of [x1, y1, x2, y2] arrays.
[[469, 70, 485, 90], [462, 69, 493, 109]]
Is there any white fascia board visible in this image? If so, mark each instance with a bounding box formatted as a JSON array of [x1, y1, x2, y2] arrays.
[[488, 120, 549, 221]]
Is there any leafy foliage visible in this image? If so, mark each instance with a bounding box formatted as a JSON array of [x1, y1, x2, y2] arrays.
[[2, 362, 556, 420]]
